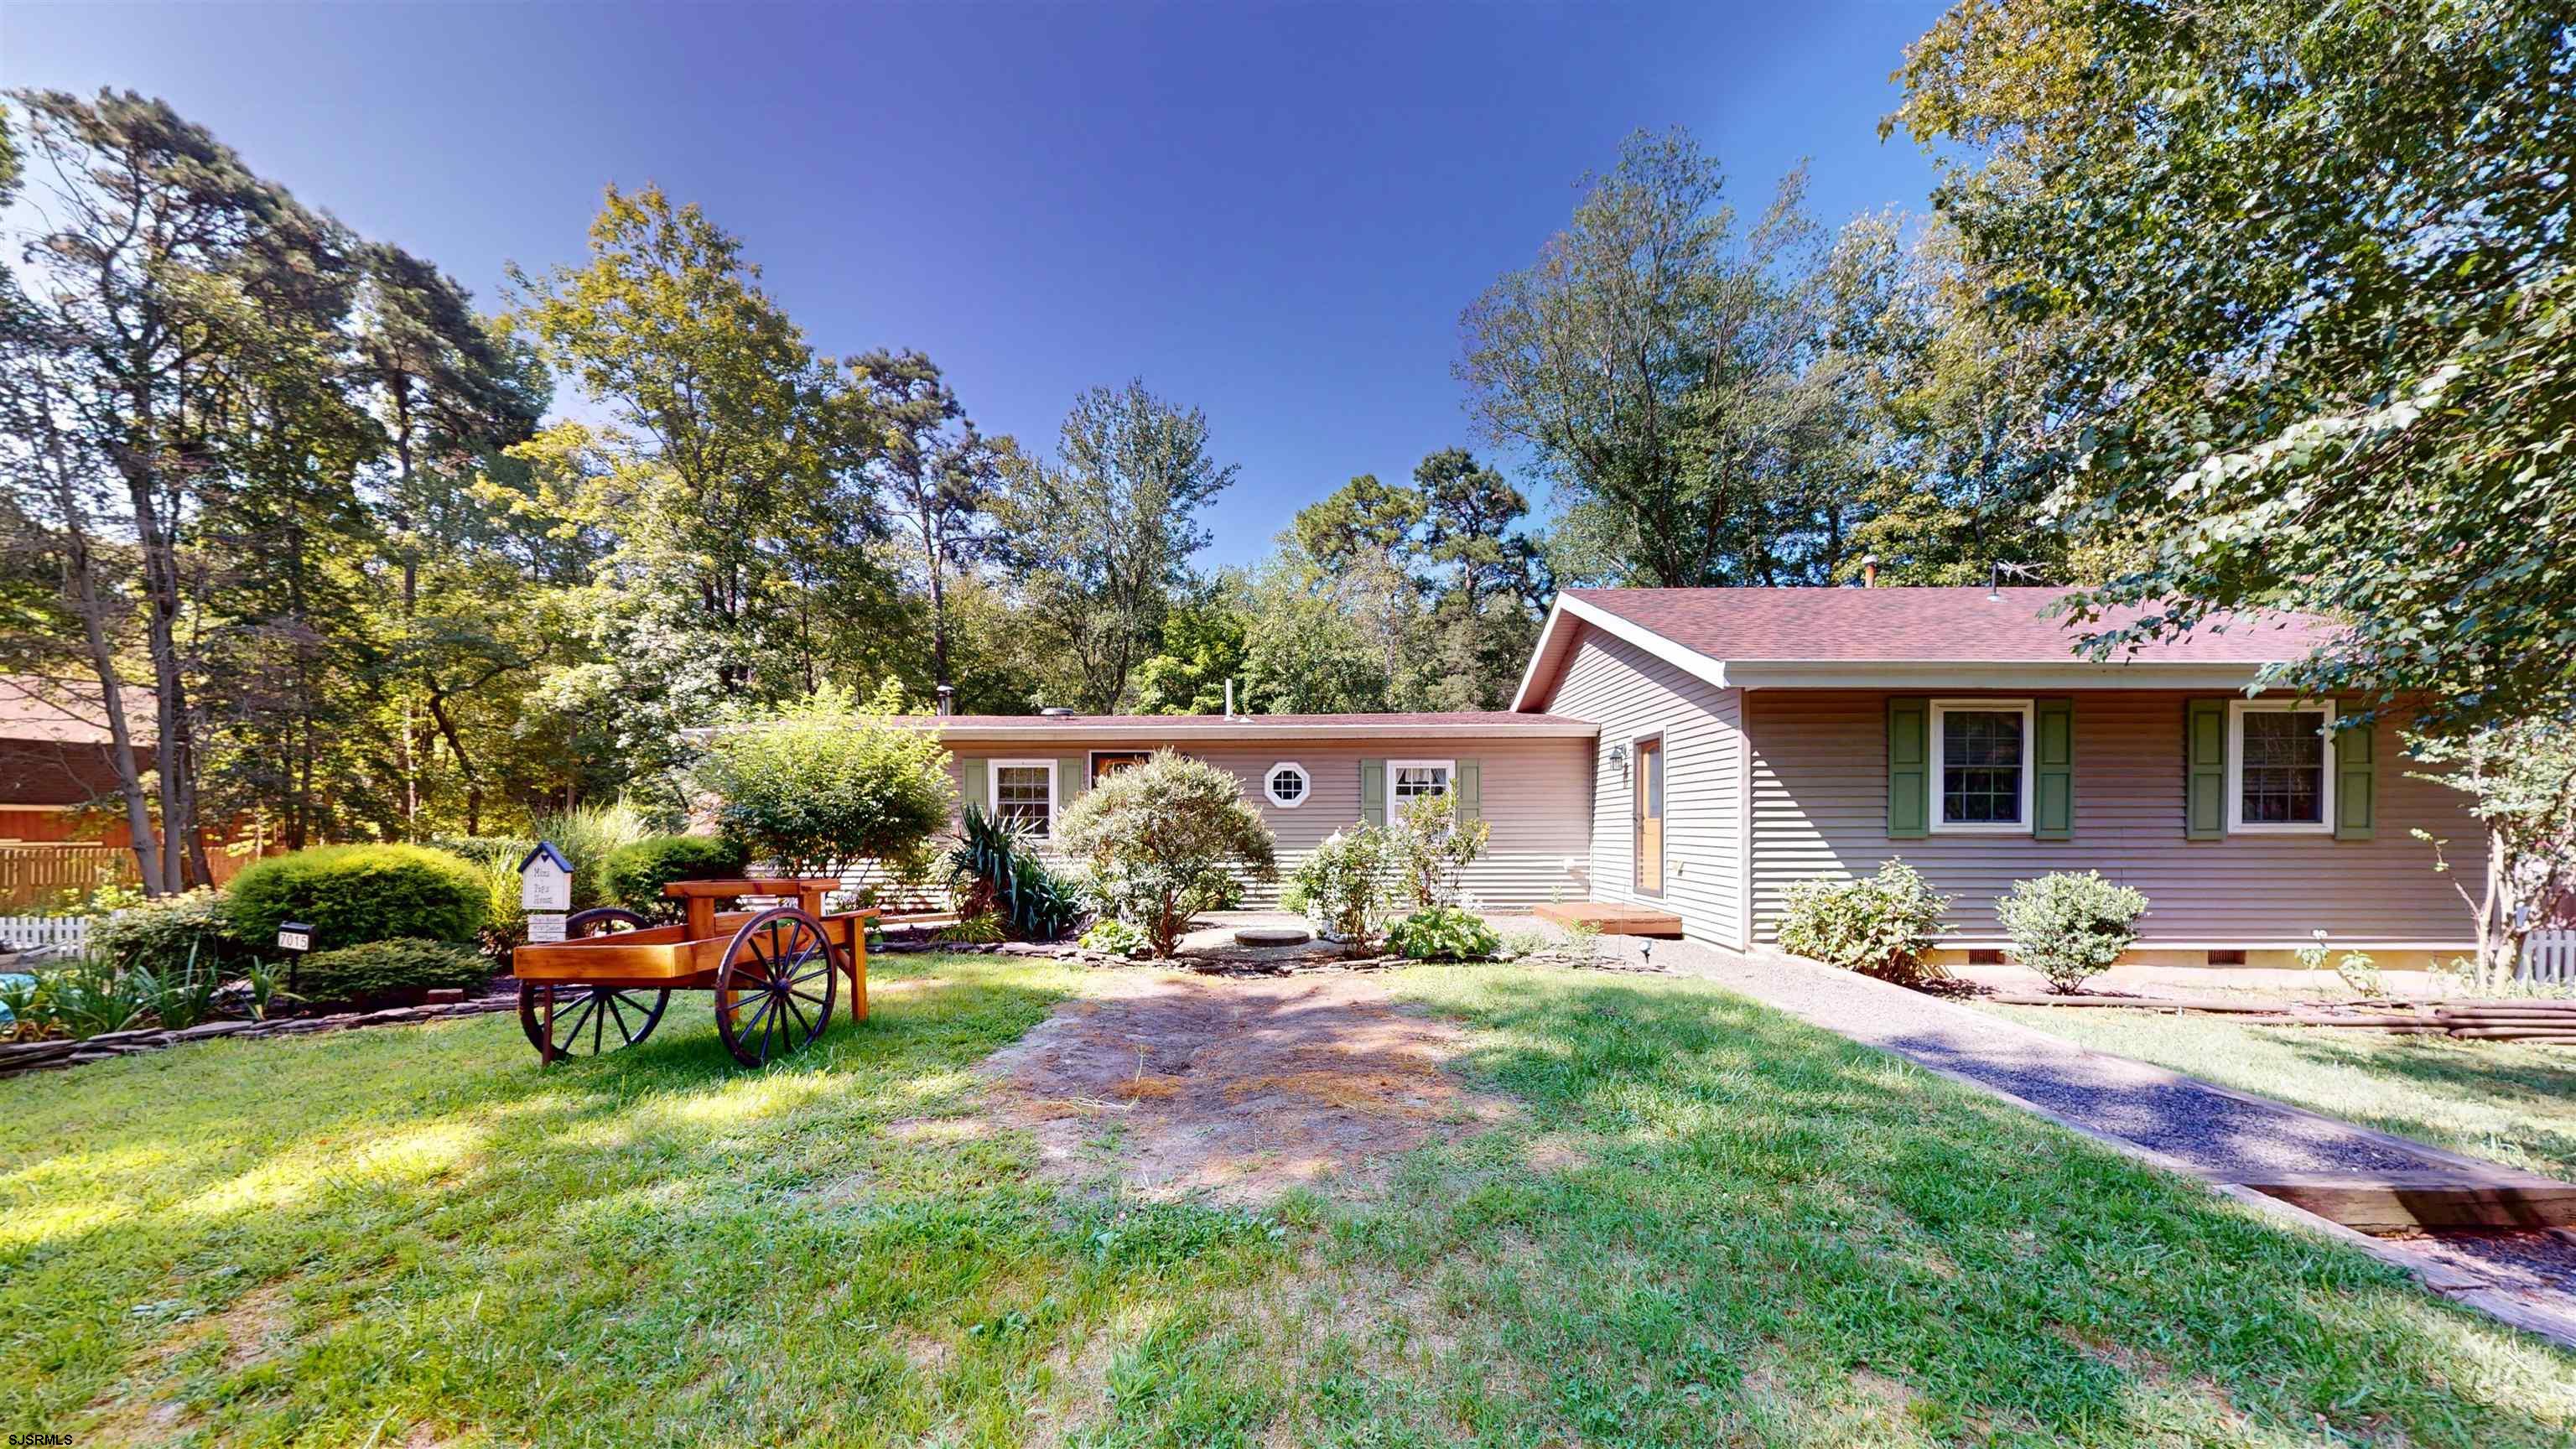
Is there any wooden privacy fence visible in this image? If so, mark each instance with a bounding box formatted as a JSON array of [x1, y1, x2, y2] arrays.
[[2526, 929, 2576, 986], [0, 844, 136, 910], [0, 915, 92, 954]]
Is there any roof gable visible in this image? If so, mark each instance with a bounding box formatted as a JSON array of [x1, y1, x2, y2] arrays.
[[1513, 588, 2341, 709]]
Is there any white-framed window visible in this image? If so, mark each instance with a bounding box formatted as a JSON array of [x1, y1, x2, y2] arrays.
[[1265, 761, 1311, 808], [1929, 699, 2033, 833], [2228, 699, 2335, 834], [988, 758, 1057, 839], [1389, 760, 1454, 808]]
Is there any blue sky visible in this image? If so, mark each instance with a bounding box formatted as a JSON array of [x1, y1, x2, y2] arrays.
[[5, 1, 1947, 567]]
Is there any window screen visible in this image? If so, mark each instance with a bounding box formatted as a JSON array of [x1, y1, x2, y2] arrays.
[[1941, 710, 2024, 824]]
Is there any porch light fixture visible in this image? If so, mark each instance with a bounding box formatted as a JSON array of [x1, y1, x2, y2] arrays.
[[1607, 741, 1630, 776]]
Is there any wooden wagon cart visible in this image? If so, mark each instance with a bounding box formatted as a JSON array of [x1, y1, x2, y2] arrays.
[[509, 878, 877, 1067]]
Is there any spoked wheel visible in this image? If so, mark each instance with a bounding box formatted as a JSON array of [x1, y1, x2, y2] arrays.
[[518, 980, 672, 1062], [567, 906, 650, 938], [713, 906, 840, 1067]]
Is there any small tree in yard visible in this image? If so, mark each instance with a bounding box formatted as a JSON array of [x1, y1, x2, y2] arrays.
[[1775, 860, 1951, 986], [2409, 719, 2576, 985], [694, 684, 954, 876], [1996, 872, 2148, 995], [1390, 791, 1489, 910], [1056, 750, 1276, 958]]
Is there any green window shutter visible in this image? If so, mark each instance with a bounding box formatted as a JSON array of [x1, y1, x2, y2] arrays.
[[1455, 759, 1482, 823], [2033, 699, 2075, 841], [1888, 697, 1929, 839], [1057, 756, 1088, 820], [2334, 719, 2376, 841], [2184, 699, 2229, 840], [960, 757, 988, 823], [1360, 759, 1388, 828]]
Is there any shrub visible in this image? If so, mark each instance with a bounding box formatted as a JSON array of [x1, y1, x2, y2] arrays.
[[1389, 792, 1491, 910], [1386, 907, 1501, 962], [932, 913, 1005, 945], [293, 937, 491, 1007], [226, 844, 488, 953], [1289, 827, 1396, 951], [949, 804, 1086, 941], [91, 888, 244, 978], [1079, 919, 1148, 956], [1057, 750, 1277, 958], [527, 802, 656, 907], [600, 835, 750, 922], [694, 683, 953, 875], [1997, 871, 2150, 995], [1776, 860, 1951, 985]]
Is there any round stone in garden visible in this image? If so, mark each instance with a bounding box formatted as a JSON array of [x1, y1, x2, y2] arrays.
[[1233, 927, 1312, 948]]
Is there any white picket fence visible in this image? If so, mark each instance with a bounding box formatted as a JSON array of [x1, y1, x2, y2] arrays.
[[0, 915, 93, 955], [2525, 928, 2576, 986]]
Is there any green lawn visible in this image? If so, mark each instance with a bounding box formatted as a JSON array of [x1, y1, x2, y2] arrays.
[[7, 956, 2572, 1447], [1981, 1002, 2576, 1184]]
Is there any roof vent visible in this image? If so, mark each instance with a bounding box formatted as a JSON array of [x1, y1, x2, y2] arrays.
[[1039, 707, 1079, 718]]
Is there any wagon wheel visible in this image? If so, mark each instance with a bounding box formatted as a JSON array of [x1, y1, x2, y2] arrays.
[[567, 906, 650, 937], [713, 906, 840, 1067], [518, 910, 669, 1062], [518, 981, 672, 1062]]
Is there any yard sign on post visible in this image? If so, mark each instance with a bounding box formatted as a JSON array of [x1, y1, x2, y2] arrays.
[[520, 843, 573, 945]]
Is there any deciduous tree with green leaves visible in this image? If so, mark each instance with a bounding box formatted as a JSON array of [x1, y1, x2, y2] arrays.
[[995, 380, 1236, 712], [1894, 0, 2576, 739]]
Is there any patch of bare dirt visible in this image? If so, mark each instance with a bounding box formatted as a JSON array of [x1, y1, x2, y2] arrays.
[[981, 970, 1512, 1202]]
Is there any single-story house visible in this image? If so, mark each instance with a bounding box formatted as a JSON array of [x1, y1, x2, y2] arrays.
[[920, 587, 2484, 969]]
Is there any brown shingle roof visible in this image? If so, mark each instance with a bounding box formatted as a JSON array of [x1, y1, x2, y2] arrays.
[[1562, 587, 2340, 664], [927, 711, 1586, 729], [0, 675, 129, 745]]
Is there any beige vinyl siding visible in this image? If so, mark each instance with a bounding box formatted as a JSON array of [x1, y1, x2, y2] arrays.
[[1744, 689, 2482, 948], [1530, 625, 1748, 946], [941, 737, 1592, 908]]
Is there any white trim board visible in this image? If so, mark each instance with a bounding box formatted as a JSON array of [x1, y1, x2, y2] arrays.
[[986, 758, 1058, 838], [1928, 698, 2034, 834], [2225, 698, 2337, 835]]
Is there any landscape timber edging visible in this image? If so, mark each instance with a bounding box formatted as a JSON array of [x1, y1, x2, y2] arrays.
[[0, 993, 519, 1079]]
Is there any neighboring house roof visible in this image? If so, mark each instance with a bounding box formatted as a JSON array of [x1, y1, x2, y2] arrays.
[[1514, 588, 2342, 709], [914, 710, 1599, 743], [0, 675, 130, 745], [0, 675, 153, 808]]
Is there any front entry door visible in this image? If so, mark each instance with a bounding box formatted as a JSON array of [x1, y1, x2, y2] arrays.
[[1633, 736, 1665, 896]]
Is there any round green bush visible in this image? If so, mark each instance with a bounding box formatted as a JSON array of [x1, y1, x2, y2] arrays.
[[600, 835, 750, 921], [1386, 906, 1502, 962], [225, 844, 489, 953], [90, 888, 247, 978], [293, 937, 491, 1007]]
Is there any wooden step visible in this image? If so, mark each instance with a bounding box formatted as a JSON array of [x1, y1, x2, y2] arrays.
[[1534, 901, 1685, 939], [2238, 1172, 2576, 1232]]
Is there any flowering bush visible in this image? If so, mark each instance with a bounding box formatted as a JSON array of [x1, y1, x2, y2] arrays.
[[1288, 827, 1397, 952], [1997, 871, 2150, 995], [1389, 792, 1490, 910], [1775, 860, 1950, 985]]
